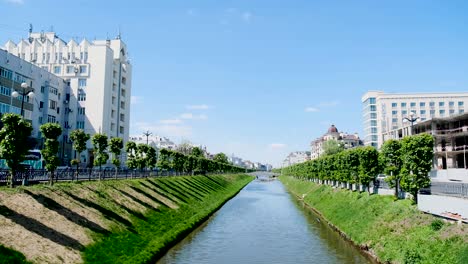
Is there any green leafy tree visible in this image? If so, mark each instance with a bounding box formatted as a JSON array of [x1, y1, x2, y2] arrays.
[[125, 141, 138, 177], [400, 134, 434, 204], [69, 129, 90, 180], [136, 143, 150, 171], [357, 146, 380, 192], [109, 137, 124, 178], [323, 139, 344, 156], [146, 146, 157, 176], [171, 151, 185, 175], [191, 147, 204, 158], [0, 113, 32, 187], [157, 148, 172, 173], [213, 153, 229, 164], [40, 123, 62, 185], [381, 139, 402, 198], [92, 133, 109, 180]]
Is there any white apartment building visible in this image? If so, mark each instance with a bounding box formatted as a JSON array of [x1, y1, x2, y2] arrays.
[[310, 125, 362, 160], [0, 49, 70, 163], [362, 91, 468, 148], [129, 135, 177, 150], [3, 31, 132, 165], [283, 151, 310, 167]]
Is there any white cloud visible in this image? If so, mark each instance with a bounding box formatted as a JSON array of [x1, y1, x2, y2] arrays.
[[186, 104, 211, 110], [242, 12, 253, 23], [180, 113, 208, 120], [269, 143, 287, 149], [134, 122, 192, 138], [305, 107, 319, 112], [131, 96, 141, 105], [4, 0, 24, 4], [160, 119, 183, 124]]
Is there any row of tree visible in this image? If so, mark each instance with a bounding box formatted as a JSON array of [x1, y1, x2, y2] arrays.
[[281, 133, 434, 203], [0, 113, 248, 187]]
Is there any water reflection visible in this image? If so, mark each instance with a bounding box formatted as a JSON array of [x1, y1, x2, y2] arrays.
[[157, 179, 371, 264]]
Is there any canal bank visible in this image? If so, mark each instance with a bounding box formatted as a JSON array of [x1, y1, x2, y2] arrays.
[[280, 175, 468, 264], [157, 177, 371, 264], [0, 174, 253, 264]]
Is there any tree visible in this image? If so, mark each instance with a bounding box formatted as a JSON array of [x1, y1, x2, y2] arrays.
[[381, 139, 402, 198], [92, 133, 109, 180], [213, 153, 229, 164], [323, 139, 344, 156], [125, 141, 138, 177], [400, 134, 434, 204], [0, 114, 32, 187], [146, 146, 157, 176], [136, 143, 150, 171], [357, 146, 380, 192], [69, 129, 90, 180], [157, 148, 172, 174], [191, 147, 204, 158], [109, 137, 123, 178], [40, 123, 62, 185]]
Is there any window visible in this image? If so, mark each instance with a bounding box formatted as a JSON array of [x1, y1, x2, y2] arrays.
[[371, 127, 377, 133], [121, 89, 126, 97], [370, 105, 376, 111], [66, 66, 74, 74], [122, 77, 126, 85], [401, 102, 406, 107], [0, 67, 13, 80], [53, 66, 61, 74], [40, 86, 45, 93], [120, 113, 125, 122], [119, 126, 124, 134], [78, 91, 86, 101], [439, 102, 445, 107], [459, 101, 464, 106], [49, 100, 57, 110], [402, 110, 407, 115], [111, 110, 115, 118], [120, 101, 125, 109], [0, 85, 11, 96], [410, 102, 416, 107], [420, 102, 426, 107], [41, 66, 48, 71], [440, 109, 445, 114], [371, 120, 377, 126], [76, 121, 85, 129], [392, 110, 397, 115], [49, 87, 58, 95], [430, 110, 435, 115], [84, 52, 88, 62], [392, 118, 398, 123], [0, 102, 10, 113], [78, 79, 87, 88], [47, 115, 56, 123], [112, 96, 116, 105], [449, 101, 454, 107], [460, 109, 465, 114], [38, 116, 43, 124], [370, 113, 377, 119], [58, 52, 62, 61], [111, 123, 115, 131], [449, 109, 455, 114], [78, 107, 85, 115], [79, 65, 87, 73], [391, 103, 397, 108], [80, 52, 83, 60], [369, 98, 376, 104], [420, 110, 426, 115], [430, 102, 435, 107]]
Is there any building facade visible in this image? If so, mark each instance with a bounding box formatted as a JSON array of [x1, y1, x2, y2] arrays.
[[282, 151, 310, 167], [310, 125, 362, 160], [0, 48, 71, 163], [3, 31, 132, 165], [362, 91, 468, 148], [128, 135, 177, 150]]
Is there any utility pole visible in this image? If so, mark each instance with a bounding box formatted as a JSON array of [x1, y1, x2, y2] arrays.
[[143, 130, 152, 145]]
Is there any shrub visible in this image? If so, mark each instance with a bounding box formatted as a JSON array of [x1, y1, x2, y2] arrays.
[[430, 219, 444, 231]]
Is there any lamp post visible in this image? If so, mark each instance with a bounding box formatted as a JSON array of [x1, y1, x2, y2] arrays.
[[403, 111, 419, 135], [12, 82, 34, 118], [143, 130, 152, 145]]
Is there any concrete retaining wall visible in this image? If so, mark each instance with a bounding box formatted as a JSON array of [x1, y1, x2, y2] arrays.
[[418, 194, 468, 221]]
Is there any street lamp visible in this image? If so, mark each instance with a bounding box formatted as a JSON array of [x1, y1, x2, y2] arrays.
[[12, 82, 34, 118], [403, 111, 419, 135], [143, 130, 152, 145]]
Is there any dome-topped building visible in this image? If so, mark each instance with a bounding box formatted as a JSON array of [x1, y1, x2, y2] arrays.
[[310, 124, 363, 160], [327, 124, 339, 134]]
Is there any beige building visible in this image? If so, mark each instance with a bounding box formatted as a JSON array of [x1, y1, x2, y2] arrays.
[[362, 91, 468, 148], [310, 125, 362, 160]]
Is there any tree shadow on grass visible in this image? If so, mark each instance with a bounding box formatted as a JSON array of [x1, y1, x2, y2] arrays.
[[0, 205, 84, 250], [139, 181, 180, 207], [169, 181, 206, 201], [157, 180, 201, 202], [205, 176, 228, 188], [61, 191, 135, 232], [145, 180, 188, 204], [179, 178, 212, 195], [112, 186, 159, 211], [23, 190, 110, 235], [191, 177, 219, 192]]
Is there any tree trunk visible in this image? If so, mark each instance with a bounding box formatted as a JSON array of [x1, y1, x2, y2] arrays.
[[49, 171, 54, 186], [413, 191, 418, 204]]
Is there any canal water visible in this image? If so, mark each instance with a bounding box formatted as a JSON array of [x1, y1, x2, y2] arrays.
[[157, 179, 371, 264]]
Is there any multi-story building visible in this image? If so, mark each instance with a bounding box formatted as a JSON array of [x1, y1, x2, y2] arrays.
[[0, 48, 71, 164], [362, 91, 468, 148], [128, 135, 177, 151], [383, 112, 468, 182], [3, 31, 132, 165], [310, 125, 362, 160], [282, 151, 310, 167]]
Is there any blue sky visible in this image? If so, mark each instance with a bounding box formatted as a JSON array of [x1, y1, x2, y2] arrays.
[[1, 0, 468, 167]]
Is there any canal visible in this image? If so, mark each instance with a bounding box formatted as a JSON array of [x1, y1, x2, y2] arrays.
[[157, 178, 371, 264]]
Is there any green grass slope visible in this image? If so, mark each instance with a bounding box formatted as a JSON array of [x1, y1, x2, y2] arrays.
[[280, 175, 468, 264]]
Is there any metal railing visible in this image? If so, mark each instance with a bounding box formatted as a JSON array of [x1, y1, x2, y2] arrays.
[[425, 182, 468, 198]]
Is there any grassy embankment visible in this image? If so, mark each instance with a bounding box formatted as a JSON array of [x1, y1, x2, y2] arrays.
[[0, 174, 253, 264], [280, 175, 468, 264]]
